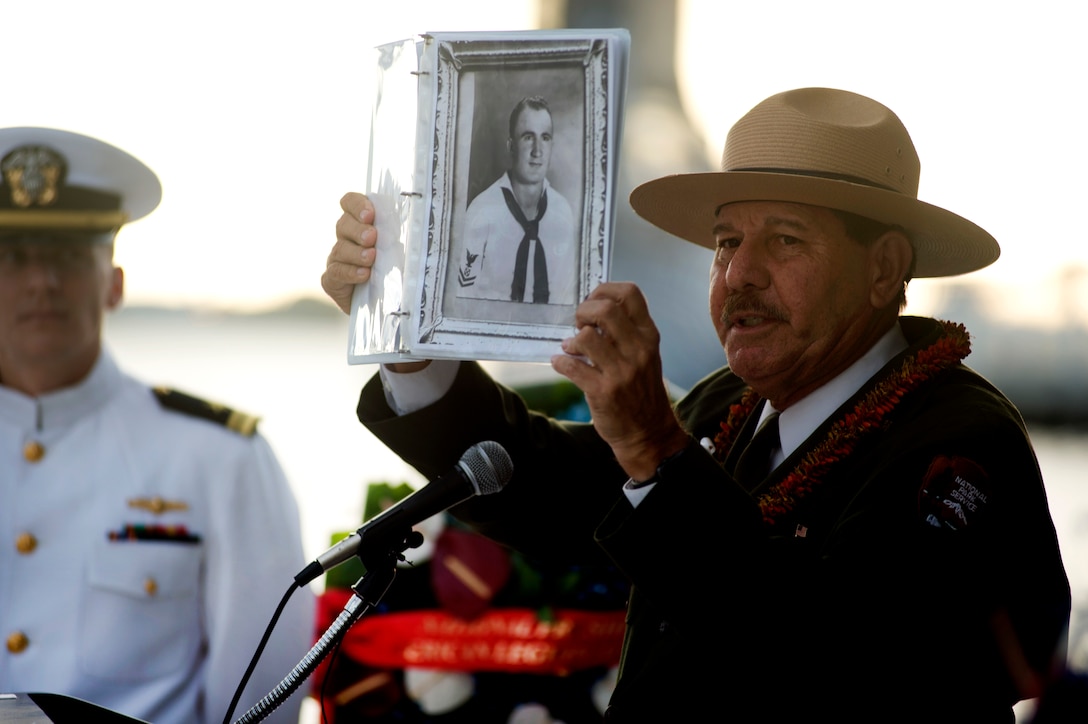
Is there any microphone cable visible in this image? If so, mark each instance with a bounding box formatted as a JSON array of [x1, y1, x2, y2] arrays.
[[221, 580, 302, 724]]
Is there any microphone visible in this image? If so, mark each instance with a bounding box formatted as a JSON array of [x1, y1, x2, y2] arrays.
[[295, 441, 513, 586]]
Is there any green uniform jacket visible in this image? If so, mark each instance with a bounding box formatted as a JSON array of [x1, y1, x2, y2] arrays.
[[356, 316, 1070, 722]]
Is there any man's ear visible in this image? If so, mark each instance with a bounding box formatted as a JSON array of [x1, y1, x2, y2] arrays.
[[106, 266, 124, 310], [869, 229, 913, 309]]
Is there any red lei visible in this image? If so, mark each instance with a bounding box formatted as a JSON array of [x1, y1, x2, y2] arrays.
[[712, 320, 972, 525]]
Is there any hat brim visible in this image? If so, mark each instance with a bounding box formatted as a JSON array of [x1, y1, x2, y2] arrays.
[[629, 171, 1000, 278]]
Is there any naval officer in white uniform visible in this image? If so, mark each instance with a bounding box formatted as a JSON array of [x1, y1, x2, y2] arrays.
[[0, 127, 314, 724]]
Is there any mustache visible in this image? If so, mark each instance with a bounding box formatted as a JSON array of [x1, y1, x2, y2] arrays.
[[720, 295, 787, 325]]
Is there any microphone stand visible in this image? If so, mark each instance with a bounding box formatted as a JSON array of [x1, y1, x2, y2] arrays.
[[231, 530, 421, 724]]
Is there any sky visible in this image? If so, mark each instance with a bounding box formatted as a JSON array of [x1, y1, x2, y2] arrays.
[[6, 0, 1087, 326]]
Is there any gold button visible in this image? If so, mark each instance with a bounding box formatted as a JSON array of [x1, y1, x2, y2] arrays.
[[15, 532, 37, 554], [23, 441, 45, 462], [144, 578, 158, 596], [6, 631, 29, 654]]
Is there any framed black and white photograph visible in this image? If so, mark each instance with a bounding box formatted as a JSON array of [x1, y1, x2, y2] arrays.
[[348, 29, 628, 364]]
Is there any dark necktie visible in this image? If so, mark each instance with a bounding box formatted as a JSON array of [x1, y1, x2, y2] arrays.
[[733, 411, 781, 487], [502, 187, 549, 303]]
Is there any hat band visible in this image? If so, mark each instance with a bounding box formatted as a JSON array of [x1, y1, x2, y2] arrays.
[[728, 167, 905, 196], [0, 209, 128, 232]]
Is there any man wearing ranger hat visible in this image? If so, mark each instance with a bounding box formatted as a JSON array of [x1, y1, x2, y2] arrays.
[[321, 88, 1071, 720], [0, 128, 314, 724]]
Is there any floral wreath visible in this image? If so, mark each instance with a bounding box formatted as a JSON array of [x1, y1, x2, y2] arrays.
[[712, 320, 972, 525]]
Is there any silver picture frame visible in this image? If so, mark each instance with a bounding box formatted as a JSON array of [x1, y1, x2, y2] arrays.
[[349, 29, 627, 364]]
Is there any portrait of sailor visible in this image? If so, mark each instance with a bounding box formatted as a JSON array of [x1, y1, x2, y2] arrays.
[[456, 95, 578, 306]]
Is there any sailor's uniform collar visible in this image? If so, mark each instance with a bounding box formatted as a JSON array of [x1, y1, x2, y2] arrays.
[[0, 349, 124, 431]]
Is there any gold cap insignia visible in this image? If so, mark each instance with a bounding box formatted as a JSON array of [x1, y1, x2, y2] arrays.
[[1, 145, 67, 208]]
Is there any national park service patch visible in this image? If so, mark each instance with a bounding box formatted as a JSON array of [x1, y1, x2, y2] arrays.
[[918, 455, 992, 531]]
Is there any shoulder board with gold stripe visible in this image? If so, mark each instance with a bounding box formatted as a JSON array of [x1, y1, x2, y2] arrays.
[[151, 387, 260, 436]]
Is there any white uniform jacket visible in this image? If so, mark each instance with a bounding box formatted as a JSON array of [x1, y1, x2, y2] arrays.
[[456, 173, 578, 305], [0, 350, 314, 724]]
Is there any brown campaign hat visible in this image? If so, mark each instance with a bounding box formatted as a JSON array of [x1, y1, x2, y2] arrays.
[[629, 87, 1000, 278], [0, 127, 160, 233]]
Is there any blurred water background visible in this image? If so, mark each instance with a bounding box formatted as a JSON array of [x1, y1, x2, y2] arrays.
[[102, 293, 1087, 722]]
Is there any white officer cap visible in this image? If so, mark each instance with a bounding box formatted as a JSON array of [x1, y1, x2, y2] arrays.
[[0, 127, 161, 233]]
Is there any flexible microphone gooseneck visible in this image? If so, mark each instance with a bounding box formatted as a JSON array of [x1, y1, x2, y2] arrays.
[[226, 442, 514, 724]]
